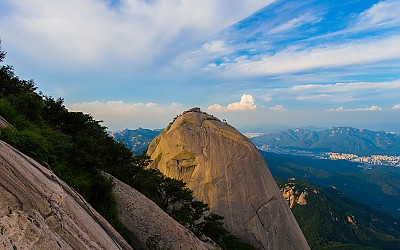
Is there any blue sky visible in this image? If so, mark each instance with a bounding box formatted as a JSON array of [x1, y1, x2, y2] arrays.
[[1, 0, 399, 132]]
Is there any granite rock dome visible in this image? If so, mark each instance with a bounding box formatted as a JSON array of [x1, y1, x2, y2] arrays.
[[147, 108, 310, 250]]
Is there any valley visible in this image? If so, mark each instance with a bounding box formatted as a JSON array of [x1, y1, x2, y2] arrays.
[[278, 178, 400, 249], [262, 151, 400, 218]]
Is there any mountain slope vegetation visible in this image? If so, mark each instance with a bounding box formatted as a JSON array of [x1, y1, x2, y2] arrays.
[[278, 178, 400, 250], [263, 151, 400, 218]]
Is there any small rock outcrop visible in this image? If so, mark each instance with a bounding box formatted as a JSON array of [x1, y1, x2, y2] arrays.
[[281, 184, 308, 208], [147, 109, 309, 249], [0, 140, 132, 250], [104, 172, 217, 250]]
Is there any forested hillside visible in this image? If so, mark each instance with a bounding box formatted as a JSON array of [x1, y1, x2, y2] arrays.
[[278, 179, 400, 249], [263, 151, 400, 218]]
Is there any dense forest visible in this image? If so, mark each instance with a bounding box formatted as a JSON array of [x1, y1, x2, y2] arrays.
[[0, 40, 252, 249]]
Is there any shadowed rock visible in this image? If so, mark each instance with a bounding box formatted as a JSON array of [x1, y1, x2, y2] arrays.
[[104, 172, 218, 250]]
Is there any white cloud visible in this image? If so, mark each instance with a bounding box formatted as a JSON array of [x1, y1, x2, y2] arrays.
[[214, 35, 400, 76], [268, 105, 287, 111], [69, 100, 183, 115], [208, 94, 256, 112], [261, 94, 272, 102], [269, 13, 322, 34], [146, 102, 157, 107], [357, 0, 400, 27], [326, 106, 383, 112], [207, 104, 228, 112], [0, 0, 272, 66], [392, 104, 400, 110], [289, 81, 395, 92], [227, 94, 256, 111], [67, 100, 184, 129], [202, 40, 228, 53], [262, 80, 400, 103]]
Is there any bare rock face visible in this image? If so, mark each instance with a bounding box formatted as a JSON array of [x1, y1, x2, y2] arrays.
[[147, 109, 310, 250], [104, 172, 218, 250], [0, 140, 132, 250]]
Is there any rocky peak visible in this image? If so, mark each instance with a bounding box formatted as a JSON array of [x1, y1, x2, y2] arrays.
[[147, 109, 310, 249]]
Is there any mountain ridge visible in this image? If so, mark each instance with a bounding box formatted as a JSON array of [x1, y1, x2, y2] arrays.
[[110, 127, 163, 154], [252, 126, 400, 156]]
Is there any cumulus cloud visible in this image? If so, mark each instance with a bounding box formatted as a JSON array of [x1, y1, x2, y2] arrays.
[[207, 104, 227, 112], [326, 106, 383, 112], [0, 0, 271, 66], [208, 94, 256, 112], [393, 104, 400, 110], [268, 105, 287, 111]]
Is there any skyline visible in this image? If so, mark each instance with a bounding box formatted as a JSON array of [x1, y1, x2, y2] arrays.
[[1, 0, 399, 132]]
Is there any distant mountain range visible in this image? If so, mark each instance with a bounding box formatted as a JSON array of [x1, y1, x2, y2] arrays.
[[109, 128, 162, 154], [111, 126, 400, 156], [252, 127, 400, 156], [278, 178, 400, 249]]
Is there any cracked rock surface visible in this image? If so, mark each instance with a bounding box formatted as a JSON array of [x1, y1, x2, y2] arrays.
[[0, 140, 132, 250], [148, 109, 310, 250]]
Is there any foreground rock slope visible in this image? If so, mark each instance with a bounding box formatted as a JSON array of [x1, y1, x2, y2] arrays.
[[147, 108, 310, 250], [104, 172, 217, 250], [0, 140, 132, 250]]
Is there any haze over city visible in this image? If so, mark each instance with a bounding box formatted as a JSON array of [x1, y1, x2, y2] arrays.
[[1, 0, 399, 131]]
